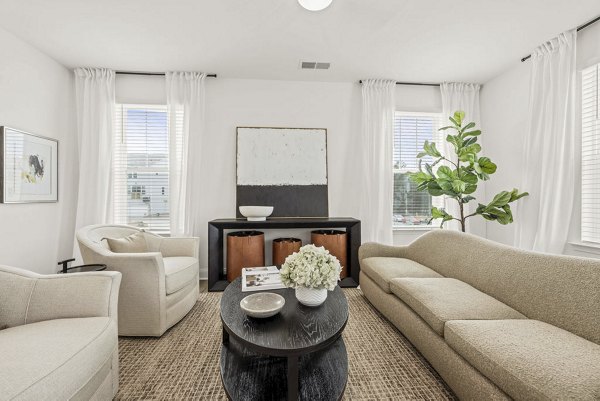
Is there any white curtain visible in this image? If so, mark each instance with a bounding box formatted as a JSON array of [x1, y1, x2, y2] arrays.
[[515, 30, 577, 254], [440, 82, 482, 232], [73, 68, 115, 258], [166, 72, 206, 236], [360, 79, 396, 244]]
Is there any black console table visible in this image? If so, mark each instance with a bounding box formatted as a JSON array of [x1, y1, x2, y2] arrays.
[[208, 217, 361, 292]]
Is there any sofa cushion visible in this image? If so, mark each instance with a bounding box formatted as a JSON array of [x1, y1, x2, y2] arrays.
[[445, 319, 600, 400], [361, 257, 443, 293], [0, 317, 117, 400], [389, 278, 526, 335], [164, 256, 199, 295]]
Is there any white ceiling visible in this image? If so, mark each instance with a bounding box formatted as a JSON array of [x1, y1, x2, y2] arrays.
[[0, 0, 598, 84]]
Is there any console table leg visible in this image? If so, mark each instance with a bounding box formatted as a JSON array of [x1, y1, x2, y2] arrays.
[[287, 355, 299, 400]]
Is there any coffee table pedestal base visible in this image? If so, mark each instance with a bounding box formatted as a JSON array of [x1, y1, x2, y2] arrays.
[[220, 336, 348, 401]]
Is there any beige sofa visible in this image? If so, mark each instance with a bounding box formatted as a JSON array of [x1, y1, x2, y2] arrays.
[[359, 230, 600, 401], [77, 224, 200, 337], [0, 265, 121, 401]]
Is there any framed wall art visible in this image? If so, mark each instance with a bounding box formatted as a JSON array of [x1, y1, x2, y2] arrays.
[[1, 126, 58, 203], [236, 127, 328, 217]]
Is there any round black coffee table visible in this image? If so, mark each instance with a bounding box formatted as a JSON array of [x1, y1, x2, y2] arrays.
[[220, 278, 349, 401]]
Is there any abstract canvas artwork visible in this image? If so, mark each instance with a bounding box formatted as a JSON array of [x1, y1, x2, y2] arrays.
[[236, 127, 328, 217], [1, 127, 58, 203]]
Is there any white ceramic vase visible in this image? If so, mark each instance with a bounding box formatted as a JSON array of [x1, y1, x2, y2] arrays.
[[295, 287, 327, 307]]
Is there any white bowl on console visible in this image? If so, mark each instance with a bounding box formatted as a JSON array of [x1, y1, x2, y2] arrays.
[[239, 206, 274, 221]]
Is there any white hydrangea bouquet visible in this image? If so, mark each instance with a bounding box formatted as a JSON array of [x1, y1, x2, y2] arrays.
[[280, 244, 342, 306]]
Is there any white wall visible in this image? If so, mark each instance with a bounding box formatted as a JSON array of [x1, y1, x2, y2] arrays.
[[0, 27, 77, 273], [116, 76, 443, 275], [480, 23, 600, 258]]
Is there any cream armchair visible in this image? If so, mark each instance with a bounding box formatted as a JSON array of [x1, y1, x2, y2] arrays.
[[77, 224, 200, 337], [0, 265, 121, 400]]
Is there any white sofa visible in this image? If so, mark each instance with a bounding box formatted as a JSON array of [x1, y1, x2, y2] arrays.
[[359, 230, 600, 400], [0, 265, 121, 401], [77, 224, 200, 337]]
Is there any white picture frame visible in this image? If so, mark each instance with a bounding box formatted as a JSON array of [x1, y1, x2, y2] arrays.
[[1, 126, 58, 203]]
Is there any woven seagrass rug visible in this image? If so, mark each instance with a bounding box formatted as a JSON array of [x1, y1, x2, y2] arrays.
[[117, 284, 455, 400]]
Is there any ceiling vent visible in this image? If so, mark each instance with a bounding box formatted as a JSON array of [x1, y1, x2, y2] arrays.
[[300, 61, 331, 70]]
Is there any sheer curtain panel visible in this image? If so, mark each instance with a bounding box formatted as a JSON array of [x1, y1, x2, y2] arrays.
[[73, 68, 115, 259], [440, 82, 482, 233], [166, 72, 206, 236], [515, 30, 577, 254], [361, 79, 396, 244]]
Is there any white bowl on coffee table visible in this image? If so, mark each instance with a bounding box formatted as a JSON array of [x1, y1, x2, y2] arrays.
[[240, 292, 285, 318], [239, 206, 274, 221]]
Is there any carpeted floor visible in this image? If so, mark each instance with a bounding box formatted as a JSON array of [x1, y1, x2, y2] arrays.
[[117, 283, 455, 400]]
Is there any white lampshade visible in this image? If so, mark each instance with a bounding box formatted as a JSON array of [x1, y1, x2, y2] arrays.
[[298, 0, 333, 11]]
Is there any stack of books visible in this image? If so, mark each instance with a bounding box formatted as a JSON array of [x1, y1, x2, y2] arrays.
[[241, 266, 285, 292]]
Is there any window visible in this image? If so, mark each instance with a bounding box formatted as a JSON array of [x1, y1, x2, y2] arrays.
[[393, 112, 442, 228], [113, 104, 174, 234], [582, 63, 600, 243]]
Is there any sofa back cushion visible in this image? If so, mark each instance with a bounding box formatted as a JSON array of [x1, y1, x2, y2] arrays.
[[103, 232, 148, 253], [83, 225, 141, 245], [407, 230, 600, 345]]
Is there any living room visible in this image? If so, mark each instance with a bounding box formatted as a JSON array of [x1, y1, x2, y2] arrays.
[[0, 1, 599, 400]]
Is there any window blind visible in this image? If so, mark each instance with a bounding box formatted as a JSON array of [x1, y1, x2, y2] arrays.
[[113, 104, 180, 235], [393, 112, 442, 227], [581, 64, 600, 243]]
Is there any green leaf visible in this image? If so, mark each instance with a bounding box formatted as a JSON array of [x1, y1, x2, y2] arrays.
[[453, 111, 465, 126], [477, 157, 497, 174], [438, 179, 454, 192], [488, 191, 512, 208], [463, 184, 477, 194], [428, 142, 442, 157], [409, 171, 430, 184], [427, 181, 444, 196], [508, 188, 529, 202], [437, 166, 455, 180], [461, 195, 476, 204], [449, 116, 460, 127], [416, 152, 427, 158], [461, 171, 478, 184], [462, 137, 478, 147], [460, 122, 476, 133], [439, 125, 456, 131], [452, 180, 467, 193], [463, 130, 482, 137], [430, 207, 446, 219]]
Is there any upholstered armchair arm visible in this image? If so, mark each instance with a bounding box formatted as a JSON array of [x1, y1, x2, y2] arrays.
[[26, 271, 122, 325], [159, 237, 200, 258], [358, 242, 411, 262]]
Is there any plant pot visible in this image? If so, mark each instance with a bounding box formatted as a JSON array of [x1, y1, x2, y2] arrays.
[[311, 230, 347, 278], [226, 231, 265, 282], [295, 287, 327, 307], [272, 238, 302, 267]]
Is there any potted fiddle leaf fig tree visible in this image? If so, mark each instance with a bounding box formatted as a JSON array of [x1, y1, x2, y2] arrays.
[[409, 111, 528, 232]]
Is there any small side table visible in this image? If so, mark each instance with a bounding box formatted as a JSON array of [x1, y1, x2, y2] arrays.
[[57, 258, 107, 274]]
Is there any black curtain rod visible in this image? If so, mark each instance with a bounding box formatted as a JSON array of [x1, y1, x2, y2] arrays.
[[116, 71, 217, 78], [521, 15, 600, 62], [359, 80, 439, 87]]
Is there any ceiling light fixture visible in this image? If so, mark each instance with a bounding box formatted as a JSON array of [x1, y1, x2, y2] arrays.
[[298, 0, 333, 11]]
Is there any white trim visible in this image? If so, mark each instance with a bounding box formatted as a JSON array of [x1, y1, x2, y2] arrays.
[[393, 225, 435, 231]]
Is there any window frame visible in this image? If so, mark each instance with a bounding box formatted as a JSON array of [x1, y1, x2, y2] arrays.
[[393, 110, 443, 230], [113, 103, 172, 236]]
